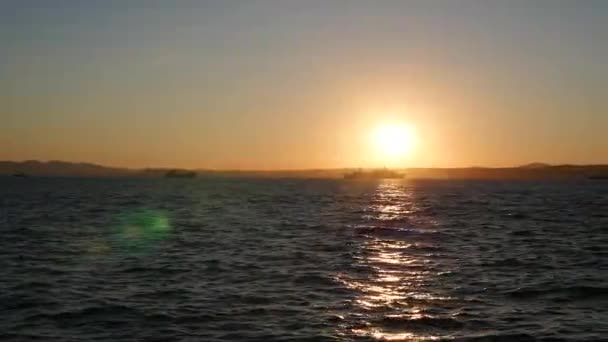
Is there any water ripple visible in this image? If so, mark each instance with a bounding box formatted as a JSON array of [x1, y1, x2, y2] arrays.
[[1, 177, 606, 341]]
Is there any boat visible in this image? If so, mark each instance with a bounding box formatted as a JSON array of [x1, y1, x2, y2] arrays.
[[344, 168, 403, 180], [12, 172, 29, 178], [164, 170, 197, 178]]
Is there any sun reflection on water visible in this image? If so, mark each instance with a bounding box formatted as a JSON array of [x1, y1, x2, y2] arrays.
[[337, 180, 447, 341]]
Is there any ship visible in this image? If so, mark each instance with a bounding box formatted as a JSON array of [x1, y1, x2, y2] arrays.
[[12, 172, 29, 178], [344, 168, 403, 180], [164, 170, 197, 178]]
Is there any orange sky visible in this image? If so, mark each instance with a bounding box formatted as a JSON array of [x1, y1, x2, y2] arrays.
[[2, 2, 606, 169]]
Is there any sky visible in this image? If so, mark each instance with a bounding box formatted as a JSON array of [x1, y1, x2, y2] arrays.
[[1, 0, 607, 169]]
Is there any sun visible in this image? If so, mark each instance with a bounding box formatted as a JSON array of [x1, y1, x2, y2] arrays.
[[372, 123, 415, 160]]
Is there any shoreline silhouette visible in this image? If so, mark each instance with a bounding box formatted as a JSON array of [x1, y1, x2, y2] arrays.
[[1, 160, 606, 180]]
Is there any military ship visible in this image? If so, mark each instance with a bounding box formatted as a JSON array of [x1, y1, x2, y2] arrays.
[[164, 170, 197, 178], [344, 168, 403, 180], [12, 172, 29, 178]]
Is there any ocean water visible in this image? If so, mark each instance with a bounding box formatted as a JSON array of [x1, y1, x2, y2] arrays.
[[1, 177, 607, 341]]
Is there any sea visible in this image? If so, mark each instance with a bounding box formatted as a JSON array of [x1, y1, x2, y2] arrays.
[[1, 177, 607, 341]]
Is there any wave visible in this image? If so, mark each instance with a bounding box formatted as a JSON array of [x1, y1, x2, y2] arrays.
[[510, 229, 536, 236], [28, 304, 142, 322], [354, 226, 439, 239], [481, 258, 548, 268], [379, 315, 465, 330], [457, 333, 541, 341], [504, 285, 608, 300]]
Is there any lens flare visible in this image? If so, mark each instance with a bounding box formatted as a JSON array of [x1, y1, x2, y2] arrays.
[[112, 209, 171, 254]]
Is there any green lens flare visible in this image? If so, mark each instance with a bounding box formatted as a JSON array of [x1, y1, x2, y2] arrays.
[[113, 209, 171, 254]]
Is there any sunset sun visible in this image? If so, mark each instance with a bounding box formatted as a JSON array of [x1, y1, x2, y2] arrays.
[[372, 124, 416, 160], [1, 1, 604, 341]]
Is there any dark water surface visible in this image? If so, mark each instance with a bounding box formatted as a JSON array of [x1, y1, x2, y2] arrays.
[[1, 177, 607, 341]]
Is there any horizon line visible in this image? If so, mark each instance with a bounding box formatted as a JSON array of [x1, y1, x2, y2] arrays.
[[2, 159, 608, 172]]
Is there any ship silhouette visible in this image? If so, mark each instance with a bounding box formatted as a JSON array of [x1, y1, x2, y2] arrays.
[[164, 170, 197, 178], [344, 168, 403, 180]]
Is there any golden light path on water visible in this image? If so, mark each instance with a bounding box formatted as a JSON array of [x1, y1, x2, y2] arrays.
[[336, 180, 447, 341]]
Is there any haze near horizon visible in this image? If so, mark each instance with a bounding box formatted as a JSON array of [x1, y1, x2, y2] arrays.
[[2, 1, 607, 169]]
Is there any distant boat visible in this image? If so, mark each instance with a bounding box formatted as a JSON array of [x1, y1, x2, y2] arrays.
[[344, 168, 403, 180], [12, 172, 29, 178], [164, 170, 197, 178]]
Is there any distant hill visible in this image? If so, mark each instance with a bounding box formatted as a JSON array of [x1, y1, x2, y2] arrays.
[[1, 160, 607, 179], [406, 165, 608, 180], [519, 162, 552, 169], [0, 160, 131, 177]]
